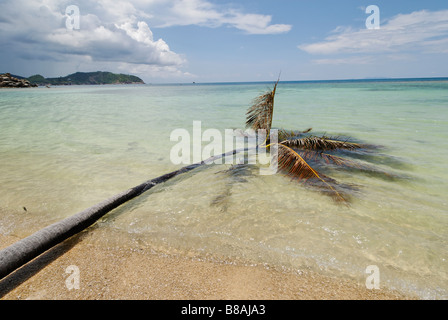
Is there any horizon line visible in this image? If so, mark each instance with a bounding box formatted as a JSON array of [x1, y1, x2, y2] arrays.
[[3, 71, 448, 86], [151, 76, 448, 86]]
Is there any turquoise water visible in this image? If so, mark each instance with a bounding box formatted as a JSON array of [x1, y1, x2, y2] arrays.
[[0, 80, 447, 299]]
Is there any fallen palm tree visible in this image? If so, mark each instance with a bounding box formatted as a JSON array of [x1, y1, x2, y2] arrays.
[[246, 80, 386, 202], [0, 149, 247, 280], [0, 80, 390, 280]]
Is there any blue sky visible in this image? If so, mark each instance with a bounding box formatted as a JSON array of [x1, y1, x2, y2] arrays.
[[1, 0, 447, 83]]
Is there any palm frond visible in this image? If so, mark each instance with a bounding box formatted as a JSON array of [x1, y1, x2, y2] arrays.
[[295, 149, 398, 182], [246, 80, 279, 133], [281, 136, 362, 151], [277, 144, 348, 203], [278, 128, 313, 142], [317, 153, 390, 174], [302, 128, 313, 134], [298, 150, 360, 168]]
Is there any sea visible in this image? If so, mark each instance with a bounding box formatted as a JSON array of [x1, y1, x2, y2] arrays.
[[0, 78, 447, 299]]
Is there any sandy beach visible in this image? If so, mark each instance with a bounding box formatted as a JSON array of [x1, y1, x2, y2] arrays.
[[0, 227, 413, 300]]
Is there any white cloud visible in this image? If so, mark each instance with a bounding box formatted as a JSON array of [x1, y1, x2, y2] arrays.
[[152, 0, 292, 34], [224, 12, 292, 35], [311, 53, 418, 66], [298, 9, 448, 55], [0, 0, 291, 80], [117, 62, 195, 80], [312, 56, 376, 65], [96, 0, 153, 23], [115, 21, 184, 65], [0, 0, 185, 79]]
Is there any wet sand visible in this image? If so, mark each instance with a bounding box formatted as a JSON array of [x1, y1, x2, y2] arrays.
[[0, 230, 414, 300]]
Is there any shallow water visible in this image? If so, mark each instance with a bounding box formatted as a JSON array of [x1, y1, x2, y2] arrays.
[[0, 80, 447, 299]]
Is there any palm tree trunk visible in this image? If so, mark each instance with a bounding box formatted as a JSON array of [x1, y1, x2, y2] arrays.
[[0, 148, 248, 280]]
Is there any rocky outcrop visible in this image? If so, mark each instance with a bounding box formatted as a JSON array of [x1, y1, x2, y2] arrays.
[[0, 73, 37, 88]]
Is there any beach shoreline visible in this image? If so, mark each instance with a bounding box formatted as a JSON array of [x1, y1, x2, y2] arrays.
[[0, 230, 414, 300]]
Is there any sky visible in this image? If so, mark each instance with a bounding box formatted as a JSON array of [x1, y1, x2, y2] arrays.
[[0, 0, 447, 83]]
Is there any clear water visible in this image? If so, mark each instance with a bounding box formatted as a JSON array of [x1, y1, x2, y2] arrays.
[[0, 80, 447, 299]]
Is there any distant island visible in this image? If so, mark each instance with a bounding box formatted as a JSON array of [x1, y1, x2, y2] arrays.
[[28, 71, 145, 86], [1, 71, 145, 87]]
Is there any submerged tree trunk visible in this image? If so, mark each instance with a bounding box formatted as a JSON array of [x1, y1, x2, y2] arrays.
[[0, 148, 248, 280]]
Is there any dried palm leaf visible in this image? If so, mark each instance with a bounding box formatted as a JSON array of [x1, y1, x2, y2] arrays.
[[281, 136, 362, 151], [298, 150, 361, 167], [318, 153, 389, 173], [278, 128, 313, 142], [297, 149, 397, 182], [277, 144, 347, 202], [246, 80, 279, 133]]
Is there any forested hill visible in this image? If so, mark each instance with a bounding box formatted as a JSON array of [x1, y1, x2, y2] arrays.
[[26, 71, 145, 85]]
